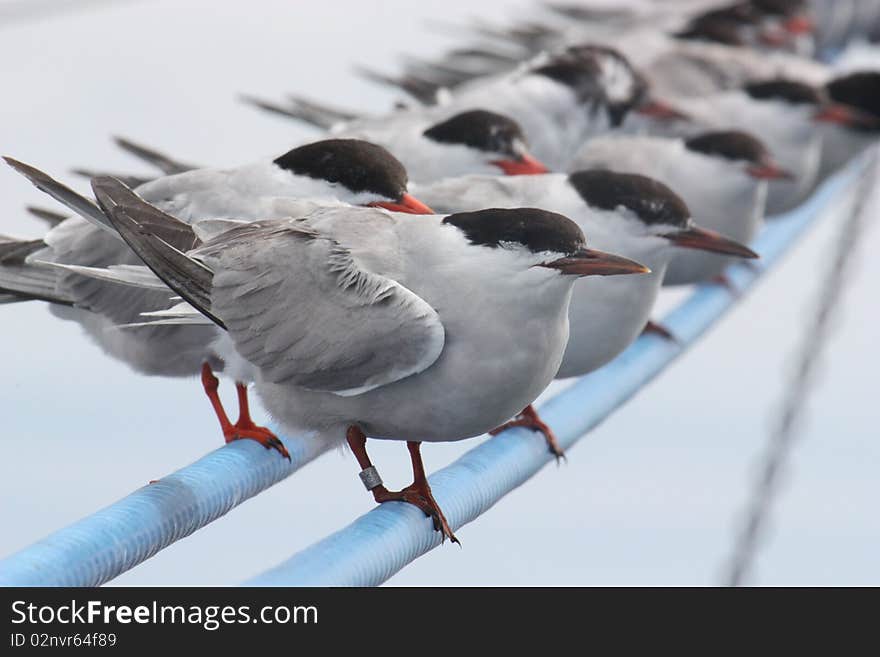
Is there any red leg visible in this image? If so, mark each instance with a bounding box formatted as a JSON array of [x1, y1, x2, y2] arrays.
[[489, 404, 565, 461], [201, 362, 234, 434], [346, 427, 458, 544], [711, 273, 741, 296], [200, 363, 289, 460], [642, 320, 679, 343]]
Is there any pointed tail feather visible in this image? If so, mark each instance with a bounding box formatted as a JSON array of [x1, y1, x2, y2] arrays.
[[32, 261, 168, 290], [239, 94, 340, 129], [25, 206, 68, 228], [0, 236, 72, 305], [113, 136, 197, 175], [90, 177, 224, 329], [355, 66, 443, 105], [70, 168, 153, 189], [3, 157, 119, 237]]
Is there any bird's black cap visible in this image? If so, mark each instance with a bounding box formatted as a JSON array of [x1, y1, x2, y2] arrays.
[[685, 130, 770, 165], [752, 0, 807, 17], [676, 19, 748, 46], [423, 110, 526, 157], [273, 139, 409, 200], [532, 46, 648, 126], [826, 71, 880, 132], [567, 170, 691, 228], [675, 3, 760, 45], [743, 79, 822, 105], [443, 207, 585, 255]]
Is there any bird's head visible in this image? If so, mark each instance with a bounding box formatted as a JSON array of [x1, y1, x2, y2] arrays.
[[742, 79, 867, 131], [272, 139, 433, 214], [567, 169, 759, 262], [824, 71, 880, 134], [422, 110, 549, 176], [532, 45, 686, 128], [685, 130, 792, 182], [442, 207, 649, 281]]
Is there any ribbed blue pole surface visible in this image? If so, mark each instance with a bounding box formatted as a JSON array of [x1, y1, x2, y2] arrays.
[[243, 166, 859, 587], [0, 163, 859, 587], [0, 434, 330, 586]]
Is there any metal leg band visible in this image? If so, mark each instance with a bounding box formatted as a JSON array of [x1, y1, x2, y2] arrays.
[[358, 466, 383, 491]]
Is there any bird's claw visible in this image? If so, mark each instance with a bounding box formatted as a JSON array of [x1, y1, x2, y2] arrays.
[[490, 413, 566, 462], [374, 484, 459, 545], [224, 424, 290, 460], [642, 320, 679, 343]]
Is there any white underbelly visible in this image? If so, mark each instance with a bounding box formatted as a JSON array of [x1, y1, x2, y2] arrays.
[[557, 272, 662, 378]]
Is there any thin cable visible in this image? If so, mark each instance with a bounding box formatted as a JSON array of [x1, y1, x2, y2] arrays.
[[725, 148, 879, 587]]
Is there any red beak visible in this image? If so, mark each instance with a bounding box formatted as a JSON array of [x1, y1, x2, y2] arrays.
[[814, 103, 878, 129], [369, 193, 434, 215], [759, 28, 790, 47], [636, 99, 689, 122], [747, 161, 794, 181], [664, 226, 759, 259], [784, 14, 815, 35], [491, 153, 550, 176]]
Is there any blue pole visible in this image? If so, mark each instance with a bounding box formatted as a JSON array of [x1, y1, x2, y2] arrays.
[[0, 433, 329, 586], [242, 166, 860, 587]]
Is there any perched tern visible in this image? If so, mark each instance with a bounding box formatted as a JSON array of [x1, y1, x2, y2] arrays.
[[1, 139, 435, 457], [415, 168, 756, 446], [659, 79, 866, 214], [88, 177, 649, 542], [569, 130, 786, 285], [818, 71, 880, 179], [240, 103, 551, 181], [359, 46, 686, 170]]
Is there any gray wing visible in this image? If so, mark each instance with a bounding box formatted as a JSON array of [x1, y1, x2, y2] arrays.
[[200, 220, 445, 395], [38, 217, 180, 322], [95, 177, 445, 395], [0, 236, 73, 305]]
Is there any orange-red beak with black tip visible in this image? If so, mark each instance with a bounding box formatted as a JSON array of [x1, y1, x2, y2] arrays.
[[784, 14, 815, 35], [747, 161, 794, 180], [814, 103, 880, 130], [636, 99, 690, 122], [369, 193, 434, 214], [664, 226, 759, 259], [491, 153, 550, 176], [759, 27, 790, 47], [541, 248, 651, 277]]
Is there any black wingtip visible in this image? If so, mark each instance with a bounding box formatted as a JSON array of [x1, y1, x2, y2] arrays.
[[3, 155, 35, 176], [4, 156, 68, 191], [4, 156, 65, 192]]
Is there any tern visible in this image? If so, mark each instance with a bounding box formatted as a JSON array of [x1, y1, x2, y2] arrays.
[[86, 177, 650, 542], [569, 130, 787, 285], [1, 139, 435, 458], [238, 104, 550, 181], [414, 168, 757, 450]]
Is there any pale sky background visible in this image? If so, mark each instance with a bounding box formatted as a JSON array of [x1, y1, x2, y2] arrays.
[[0, 0, 878, 586]]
